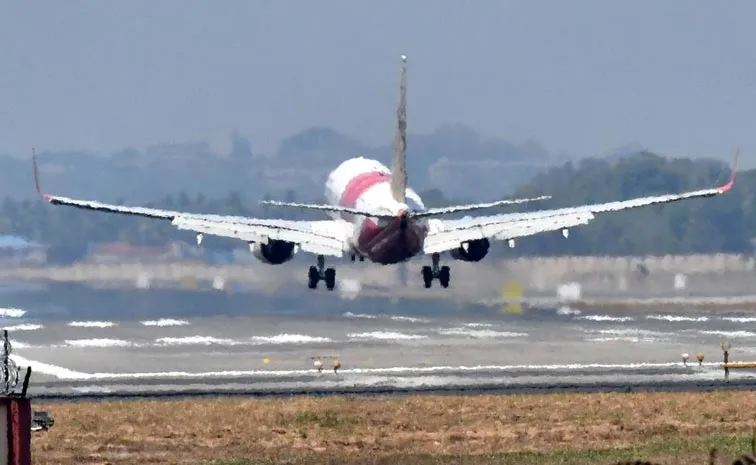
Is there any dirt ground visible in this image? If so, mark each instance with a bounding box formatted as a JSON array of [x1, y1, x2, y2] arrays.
[[31, 391, 756, 465]]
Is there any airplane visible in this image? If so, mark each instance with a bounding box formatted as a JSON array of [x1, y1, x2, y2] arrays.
[[32, 54, 738, 291]]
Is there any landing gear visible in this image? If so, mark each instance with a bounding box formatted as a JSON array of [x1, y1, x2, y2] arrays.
[[308, 255, 336, 290], [421, 253, 450, 288], [439, 266, 450, 288]]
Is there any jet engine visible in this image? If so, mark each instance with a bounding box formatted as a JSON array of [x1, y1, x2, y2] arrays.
[[250, 240, 298, 265], [450, 238, 490, 262]]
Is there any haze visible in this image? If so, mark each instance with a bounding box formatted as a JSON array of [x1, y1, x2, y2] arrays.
[[2, 0, 755, 166]]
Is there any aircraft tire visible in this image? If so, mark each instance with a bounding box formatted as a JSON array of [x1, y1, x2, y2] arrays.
[[308, 266, 319, 289], [439, 266, 450, 288], [324, 268, 336, 290], [422, 266, 433, 288]]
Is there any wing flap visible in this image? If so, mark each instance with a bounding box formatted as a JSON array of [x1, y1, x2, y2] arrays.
[[172, 217, 351, 257]]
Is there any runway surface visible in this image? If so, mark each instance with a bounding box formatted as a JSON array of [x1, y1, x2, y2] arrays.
[[2, 295, 756, 400]]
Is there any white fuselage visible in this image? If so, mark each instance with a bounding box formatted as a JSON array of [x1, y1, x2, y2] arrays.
[[324, 157, 428, 264]]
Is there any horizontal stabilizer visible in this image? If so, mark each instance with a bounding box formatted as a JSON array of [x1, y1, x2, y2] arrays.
[[260, 200, 398, 219], [262, 195, 550, 219], [413, 195, 551, 218]]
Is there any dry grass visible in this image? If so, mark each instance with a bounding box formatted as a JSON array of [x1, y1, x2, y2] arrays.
[[31, 391, 756, 465]]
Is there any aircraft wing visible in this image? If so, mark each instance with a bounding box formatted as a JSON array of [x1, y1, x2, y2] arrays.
[[424, 150, 738, 255], [38, 193, 354, 257], [424, 211, 596, 254], [32, 153, 353, 257]]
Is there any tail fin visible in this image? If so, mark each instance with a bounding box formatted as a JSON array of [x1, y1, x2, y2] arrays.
[[390, 54, 408, 203]]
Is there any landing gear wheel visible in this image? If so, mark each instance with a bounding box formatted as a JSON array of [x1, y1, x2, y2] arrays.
[[422, 266, 433, 288], [307, 255, 337, 291], [438, 266, 450, 288], [324, 268, 336, 291], [308, 266, 319, 289], [421, 253, 451, 289]]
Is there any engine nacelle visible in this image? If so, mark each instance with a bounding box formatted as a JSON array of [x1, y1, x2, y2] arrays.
[[250, 240, 298, 265], [450, 238, 490, 262]]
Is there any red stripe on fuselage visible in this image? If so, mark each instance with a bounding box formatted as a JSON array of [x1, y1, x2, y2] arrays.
[[339, 171, 390, 208]]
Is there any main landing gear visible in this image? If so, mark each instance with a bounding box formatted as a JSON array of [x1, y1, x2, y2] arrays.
[[308, 255, 336, 290], [421, 253, 450, 288]]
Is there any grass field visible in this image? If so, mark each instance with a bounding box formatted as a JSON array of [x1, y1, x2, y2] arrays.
[[32, 391, 756, 465]]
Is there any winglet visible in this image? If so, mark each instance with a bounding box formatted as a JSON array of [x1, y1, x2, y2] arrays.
[[717, 146, 739, 193], [32, 148, 50, 200]]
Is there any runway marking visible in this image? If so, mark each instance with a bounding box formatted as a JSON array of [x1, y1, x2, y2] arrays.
[[11, 354, 91, 380], [589, 328, 672, 338], [342, 312, 429, 323], [646, 314, 709, 322], [342, 312, 377, 319], [156, 334, 333, 346], [347, 331, 427, 340], [578, 315, 634, 322], [586, 337, 654, 343], [10, 340, 32, 349], [68, 321, 116, 328], [8, 355, 721, 382], [64, 338, 135, 348], [141, 319, 190, 327], [700, 330, 756, 338], [156, 336, 243, 346], [389, 316, 430, 323], [557, 307, 581, 316], [722, 317, 756, 323], [0, 308, 25, 318], [437, 328, 527, 338], [1, 324, 43, 331], [250, 334, 332, 344]]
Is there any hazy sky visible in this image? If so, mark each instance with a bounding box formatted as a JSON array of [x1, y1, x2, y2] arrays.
[[2, 1, 755, 165]]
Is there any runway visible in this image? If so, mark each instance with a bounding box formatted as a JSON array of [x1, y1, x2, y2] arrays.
[[3, 294, 756, 401]]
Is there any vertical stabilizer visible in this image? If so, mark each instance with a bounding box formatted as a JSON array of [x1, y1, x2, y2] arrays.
[[390, 54, 408, 203]]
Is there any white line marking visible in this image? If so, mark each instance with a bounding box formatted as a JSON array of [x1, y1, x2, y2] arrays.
[[7, 356, 716, 382], [347, 331, 427, 340], [156, 336, 241, 346], [646, 314, 709, 322], [722, 317, 756, 323], [11, 355, 91, 380], [64, 339, 135, 348], [0, 308, 26, 318], [140, 319, 190, 327], [578, 315, 634, 322], [1, 324, 43, 331], [68, 321, 116, 328]]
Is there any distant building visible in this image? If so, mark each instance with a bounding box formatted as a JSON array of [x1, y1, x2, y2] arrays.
[[0, 235, 47, 265]]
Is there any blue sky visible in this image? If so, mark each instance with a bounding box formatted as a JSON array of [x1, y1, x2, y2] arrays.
[[2, 1, 755, 166]]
